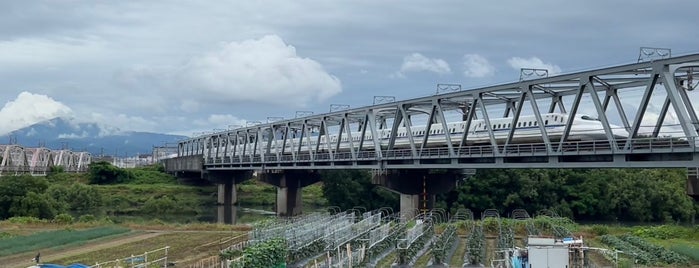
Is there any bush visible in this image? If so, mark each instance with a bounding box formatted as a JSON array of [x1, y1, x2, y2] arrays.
[[88, 161, 129, 184], [78, 214, 96, 223], [591, 225, 609, 236], [4, 216, 48, 224], [53, 213, 74, 224], [633, 225, 688, 239], [142, 195, 178, 214]]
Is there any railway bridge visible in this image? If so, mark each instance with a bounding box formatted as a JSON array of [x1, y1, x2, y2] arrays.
[[0, 144, 92, 176], [165, 49, 699, 222]]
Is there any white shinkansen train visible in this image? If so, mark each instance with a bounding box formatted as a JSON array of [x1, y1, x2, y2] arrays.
[[212, 113, 629, 156]]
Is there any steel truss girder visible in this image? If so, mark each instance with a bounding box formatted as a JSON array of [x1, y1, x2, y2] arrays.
[[0, 145, 90, 175], [178, 54, 699, 169]]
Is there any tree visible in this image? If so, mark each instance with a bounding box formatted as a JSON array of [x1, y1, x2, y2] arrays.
[[67, 183, 102, 212], [321, 170, 398, 211], [8, 191, 62, 219], [0, 176, 50, 219]]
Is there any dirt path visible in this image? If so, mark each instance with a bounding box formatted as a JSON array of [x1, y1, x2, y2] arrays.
[[1, 231, 164, 268]]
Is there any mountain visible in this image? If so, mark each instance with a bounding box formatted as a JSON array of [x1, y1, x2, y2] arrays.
[[0, 118, 186, 156]]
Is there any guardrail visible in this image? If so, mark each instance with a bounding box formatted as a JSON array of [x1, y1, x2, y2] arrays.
[[202, 137, 696, 165]]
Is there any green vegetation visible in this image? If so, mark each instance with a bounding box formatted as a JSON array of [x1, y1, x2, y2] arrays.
[[0, 163, 216, 223], [2, 163, 696, 227], [320, 170, 399, 211], [0, 226, 130, 256], [670, 243, 699, 262], [225, 237, 288, 268], [431, 168, 698, 223], [97, 184, 213, 218], [319, 169, 697, 223]]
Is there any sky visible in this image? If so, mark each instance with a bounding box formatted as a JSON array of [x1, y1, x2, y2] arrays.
[[1, 0, 699, 137]]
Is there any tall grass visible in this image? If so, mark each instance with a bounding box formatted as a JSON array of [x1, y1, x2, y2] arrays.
[[0, 226, 130, 256]]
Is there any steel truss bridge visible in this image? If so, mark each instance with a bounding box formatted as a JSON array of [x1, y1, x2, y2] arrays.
[[176, 52, 699, 171], [0, 145, 91, 176]]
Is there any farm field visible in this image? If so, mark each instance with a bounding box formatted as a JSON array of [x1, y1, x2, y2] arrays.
[[0, 220, 248, 268], [0, 211, 697, 268], [221, 209, 699, 268]]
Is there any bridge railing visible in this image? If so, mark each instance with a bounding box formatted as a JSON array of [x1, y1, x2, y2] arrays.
[[203, 137, 696, 165]]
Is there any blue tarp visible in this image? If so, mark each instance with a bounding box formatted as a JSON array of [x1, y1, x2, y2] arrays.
[[38, 264, 90, 268]]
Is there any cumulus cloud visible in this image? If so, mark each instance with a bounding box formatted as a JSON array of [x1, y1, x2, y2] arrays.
[[171, 35, 342, 106], [507, 56, 562, 75], [395, 53, 451, 77], [462, 54, 495, 78], [0, 92, 73, 135]]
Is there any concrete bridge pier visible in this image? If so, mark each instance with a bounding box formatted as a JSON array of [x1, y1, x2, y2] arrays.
[[372, 169, 463, 221], [208, 170, 253, 224], [259, 170, 322, 216]]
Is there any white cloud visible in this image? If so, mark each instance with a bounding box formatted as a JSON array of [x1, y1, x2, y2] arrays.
[[168, 35, 342, 106], [26, 128, 38, 137], [396, 53, 451, 77], [194, 114, 247, 128], [57, 131, 90, 139], [167, 114, 249, 137], [507, 57, 562, 75], [462, 54, 495, 78], [179, 100, 200, 113], [0, 37, 108, 69], [0, 92, 73, 136], [86, 113, 159, 136]]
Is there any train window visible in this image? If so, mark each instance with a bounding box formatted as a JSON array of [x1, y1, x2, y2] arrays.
[[507, 123, 511, 128], [534, 121, 538, 126], [492, 124, 496, 129], [528, 122, 532, 127], [545, 120, 549, 125]]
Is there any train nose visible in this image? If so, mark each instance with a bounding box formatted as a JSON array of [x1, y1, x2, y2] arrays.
[[612, 128, 629, 139]]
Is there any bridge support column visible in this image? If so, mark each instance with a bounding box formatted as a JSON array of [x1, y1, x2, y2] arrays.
[[373, 169, 463, 221], [687, 167, 699, 202], [208, 171, 253, 224], [259, 170, 322, 216]]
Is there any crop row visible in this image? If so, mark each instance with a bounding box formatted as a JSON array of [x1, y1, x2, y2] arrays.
[[432, 223, 457, 264], [0, 226, 130, 256], [600, 235, 655, 265], [360, 224, 403, 266], [397, 224, 434, 265], [619, 234, 689, 265], [465, 224, 485, 265]]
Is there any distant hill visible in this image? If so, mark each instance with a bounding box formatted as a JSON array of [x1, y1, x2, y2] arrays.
[[0, 117, 186, 156]]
